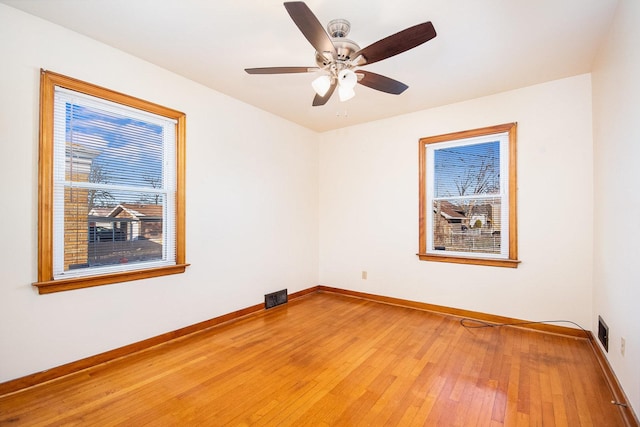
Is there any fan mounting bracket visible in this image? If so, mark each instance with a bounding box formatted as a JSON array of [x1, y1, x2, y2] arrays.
[[327, 19, 351, 38]]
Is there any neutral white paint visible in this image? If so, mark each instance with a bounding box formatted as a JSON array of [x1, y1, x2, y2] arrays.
[[319, 75, 594, 328], [0, 0, 618, 132], [0, 4, 319, 382], [592, 0, 640, 413]]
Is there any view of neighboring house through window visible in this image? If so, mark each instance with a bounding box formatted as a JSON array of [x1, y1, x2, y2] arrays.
[[418, 123, 519, 268], [36, 71, 187, 293]]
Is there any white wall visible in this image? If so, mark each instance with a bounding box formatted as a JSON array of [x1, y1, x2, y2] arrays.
[[0, 4, 319, 383], [592, 0, 640, 415], [319, 74, 594, 327]]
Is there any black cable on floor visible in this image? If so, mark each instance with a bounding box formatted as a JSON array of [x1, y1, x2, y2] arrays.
[[459, 317, 589, 334]]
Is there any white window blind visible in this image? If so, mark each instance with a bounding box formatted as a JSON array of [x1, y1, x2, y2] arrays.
[[52, 86, 177, 279]]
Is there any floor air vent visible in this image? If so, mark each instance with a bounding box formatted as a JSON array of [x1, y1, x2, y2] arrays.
[[265, 289, 288, 309], [598, 315, 609, 352]]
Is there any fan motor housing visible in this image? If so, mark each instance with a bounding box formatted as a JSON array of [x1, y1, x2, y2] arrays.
[[315, 38, 360, 67], [315, 19, 361, 67]]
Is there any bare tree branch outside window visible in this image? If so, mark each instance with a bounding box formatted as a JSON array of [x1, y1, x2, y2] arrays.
[[88, 164, 115, 208]]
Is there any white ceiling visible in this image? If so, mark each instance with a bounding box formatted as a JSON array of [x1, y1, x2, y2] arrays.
[[2, 0, 619, 132]]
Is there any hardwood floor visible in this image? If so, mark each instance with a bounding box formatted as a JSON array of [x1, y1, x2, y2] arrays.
[[0, 292, 627, 426]]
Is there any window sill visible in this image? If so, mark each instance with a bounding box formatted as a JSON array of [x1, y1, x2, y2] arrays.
[[33, 263, 190, 294], [417, 253, 520, 268]]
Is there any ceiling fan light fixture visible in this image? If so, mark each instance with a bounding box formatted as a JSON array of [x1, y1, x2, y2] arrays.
[[338, 84, 355, 102], [311, 75, 332, 97]]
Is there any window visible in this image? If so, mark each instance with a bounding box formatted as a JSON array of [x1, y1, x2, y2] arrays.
[[418, 123, 519, 267], [35, 70, 188, 294]]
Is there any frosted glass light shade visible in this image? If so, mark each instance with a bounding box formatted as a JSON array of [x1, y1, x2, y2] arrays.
[[338, 85, 355, 102], [311, 75, 332, 97], [338, 69, 357, 89]]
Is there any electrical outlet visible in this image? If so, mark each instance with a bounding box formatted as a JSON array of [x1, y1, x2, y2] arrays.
[[361, 271, 367, 280], [621, 337, 626, 356]]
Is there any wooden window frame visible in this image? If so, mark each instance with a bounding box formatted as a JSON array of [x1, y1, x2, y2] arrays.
[[34, 70, 189, 294], [418, 123, 519, 268]]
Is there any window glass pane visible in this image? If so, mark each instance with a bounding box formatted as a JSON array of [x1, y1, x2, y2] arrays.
[[63, 188, 166, 273], [431, 197, 502, 255], [434, 141, 500, 198]]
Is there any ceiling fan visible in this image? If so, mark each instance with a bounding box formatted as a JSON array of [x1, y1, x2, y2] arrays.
[[245, 1, 437, 106]]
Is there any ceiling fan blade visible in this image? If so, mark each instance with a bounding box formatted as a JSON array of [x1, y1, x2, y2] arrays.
[[312, 81, 337, 106], [284, 2, 337, 58], [245, 67, 318, 74], [357, 71, 408, 95], [352, 22, 436, 65]]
